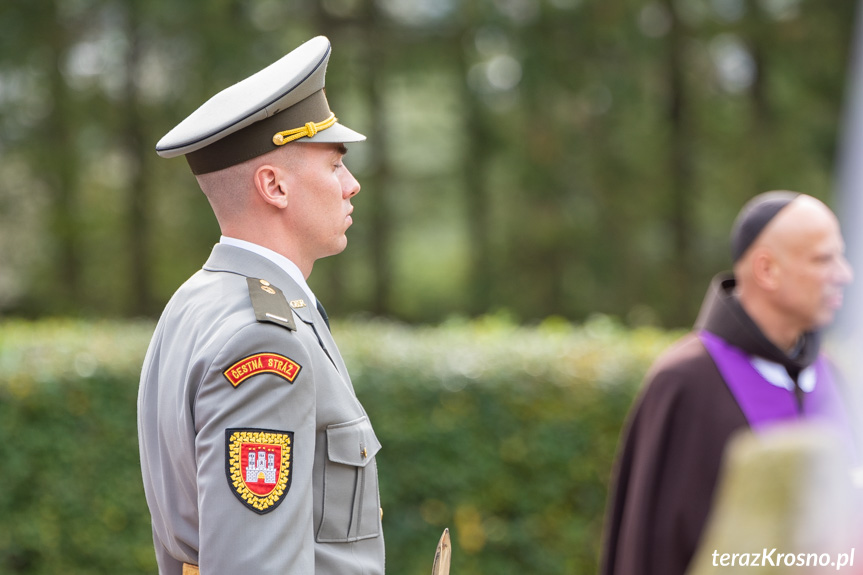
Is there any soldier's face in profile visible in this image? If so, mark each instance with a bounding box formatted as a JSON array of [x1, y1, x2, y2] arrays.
[[281, 142, 360, 260]]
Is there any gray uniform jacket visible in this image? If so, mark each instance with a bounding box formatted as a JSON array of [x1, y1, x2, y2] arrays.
[[138, 243, 385, 574]]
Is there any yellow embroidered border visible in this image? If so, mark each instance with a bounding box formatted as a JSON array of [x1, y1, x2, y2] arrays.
[[226, 429, 293, 513]]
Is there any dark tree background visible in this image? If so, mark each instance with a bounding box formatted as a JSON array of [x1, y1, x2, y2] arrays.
[[0, 0, 856, 326]]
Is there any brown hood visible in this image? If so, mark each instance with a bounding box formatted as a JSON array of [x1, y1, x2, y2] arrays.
[[694, 273, 821, 378]]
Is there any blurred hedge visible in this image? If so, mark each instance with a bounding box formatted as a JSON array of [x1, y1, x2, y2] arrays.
[[0, 316, 678, 574]]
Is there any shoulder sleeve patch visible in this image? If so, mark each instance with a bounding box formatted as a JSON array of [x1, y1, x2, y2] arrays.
[[247, 277, 297, 331], [226, 428, 294, 514], [223, 352, 302, 387]]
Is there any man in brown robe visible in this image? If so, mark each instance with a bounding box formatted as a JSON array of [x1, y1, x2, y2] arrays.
[[599, 192, 854, 575]]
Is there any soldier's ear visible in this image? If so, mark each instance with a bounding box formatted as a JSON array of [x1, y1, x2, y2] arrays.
[[253, 164, 289, 209]]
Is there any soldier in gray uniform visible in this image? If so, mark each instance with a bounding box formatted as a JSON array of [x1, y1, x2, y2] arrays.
[[137, 36, 385, 575]]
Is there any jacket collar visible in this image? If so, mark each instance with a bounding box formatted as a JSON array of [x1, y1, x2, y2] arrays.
[[203, 243, 317, 326]]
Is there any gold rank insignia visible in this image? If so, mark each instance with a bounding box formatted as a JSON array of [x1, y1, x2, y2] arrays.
[[247, 277, 296, 331], [226, 429, 293, 514]]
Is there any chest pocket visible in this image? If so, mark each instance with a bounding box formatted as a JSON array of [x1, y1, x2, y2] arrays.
[[317, 416, 383, 543]]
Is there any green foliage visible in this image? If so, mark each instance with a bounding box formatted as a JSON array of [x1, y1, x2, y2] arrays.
[[0, 320, 156, 574], [0, 318, 679, 574]]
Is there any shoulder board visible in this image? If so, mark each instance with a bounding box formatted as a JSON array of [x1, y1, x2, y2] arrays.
[[246, 277, 297, 331]]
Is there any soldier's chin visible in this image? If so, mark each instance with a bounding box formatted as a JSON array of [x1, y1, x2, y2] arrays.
[[323, 238, 348, 259]]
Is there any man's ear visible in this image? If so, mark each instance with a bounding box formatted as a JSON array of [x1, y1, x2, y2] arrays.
[[253, 164, 288, 209], [750, 249, 780, 291]]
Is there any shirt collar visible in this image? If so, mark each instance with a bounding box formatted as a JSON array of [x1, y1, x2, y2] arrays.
[[749, 356, 817, 393], [219, 236, 316, 304]]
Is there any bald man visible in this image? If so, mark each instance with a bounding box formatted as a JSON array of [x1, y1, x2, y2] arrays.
[[599, 192, 854, 575]]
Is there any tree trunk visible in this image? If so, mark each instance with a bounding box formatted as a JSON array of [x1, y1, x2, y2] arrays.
[[122, 0, 154, 316], [366, 32, 393, 317], [47, 0, 81, 313], [456, 26, 494, 316], [663, 0, 696, 326]]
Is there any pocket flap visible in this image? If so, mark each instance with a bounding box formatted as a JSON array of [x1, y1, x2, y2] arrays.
[[326, 416, 382, 467]]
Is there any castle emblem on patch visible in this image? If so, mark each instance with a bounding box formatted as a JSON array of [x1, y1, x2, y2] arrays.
[[225, 429, 294, 514]]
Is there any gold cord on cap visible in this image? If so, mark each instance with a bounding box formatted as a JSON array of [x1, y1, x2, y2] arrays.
[[272, 113, 337, 145]]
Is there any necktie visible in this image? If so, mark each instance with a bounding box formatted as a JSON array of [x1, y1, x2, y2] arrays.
[[316, 299, 331, 331]]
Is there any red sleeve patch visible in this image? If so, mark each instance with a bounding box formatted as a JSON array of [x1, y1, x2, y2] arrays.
[[226, 428, 294, 514], [223, 353, 302, 387]]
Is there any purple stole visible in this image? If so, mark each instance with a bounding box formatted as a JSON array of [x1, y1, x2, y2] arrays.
[[698, 330, 853, 444]]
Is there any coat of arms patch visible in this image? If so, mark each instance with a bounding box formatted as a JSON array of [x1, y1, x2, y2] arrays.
[[225, 428, 294, 514]]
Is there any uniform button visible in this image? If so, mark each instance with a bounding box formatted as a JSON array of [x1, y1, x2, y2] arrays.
[[380, 507, 383, 520]]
